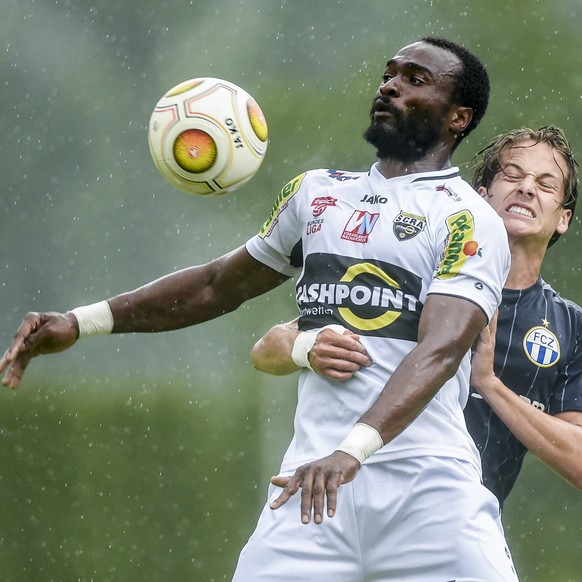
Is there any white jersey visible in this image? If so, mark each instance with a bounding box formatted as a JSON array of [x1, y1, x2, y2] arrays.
[[246, 164, 510, 474]]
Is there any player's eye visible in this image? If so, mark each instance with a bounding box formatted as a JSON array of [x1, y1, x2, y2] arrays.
[[539, 181, 559, 193], [503, 172, 522, 181]]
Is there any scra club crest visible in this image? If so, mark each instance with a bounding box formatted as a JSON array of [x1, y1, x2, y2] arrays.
[[393, 211, 426, 241]]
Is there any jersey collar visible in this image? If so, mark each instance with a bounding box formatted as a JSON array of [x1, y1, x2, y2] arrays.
[[369, 163, 460, 186]]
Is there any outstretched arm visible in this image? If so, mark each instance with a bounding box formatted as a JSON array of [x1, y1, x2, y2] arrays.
[[251, 319, 372, 379], [0, 246, 288, 389], [108, 246, 288, 332], [271, 293, 488, 524], [471, 315, 582, 489]]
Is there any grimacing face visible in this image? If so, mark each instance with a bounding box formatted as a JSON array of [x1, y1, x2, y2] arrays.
[[479, 140, 572, 247]]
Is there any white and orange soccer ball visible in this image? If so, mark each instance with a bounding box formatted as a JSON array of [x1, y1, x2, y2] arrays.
[[148, 77, 268, 196]]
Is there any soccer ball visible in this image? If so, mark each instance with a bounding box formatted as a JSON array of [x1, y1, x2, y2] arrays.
[[148, 77, 268, 196]]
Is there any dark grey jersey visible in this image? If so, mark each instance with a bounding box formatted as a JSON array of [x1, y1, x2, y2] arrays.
[[465, 278, 582, 507]]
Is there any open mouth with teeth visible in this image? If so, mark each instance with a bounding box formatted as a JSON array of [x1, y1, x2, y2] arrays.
[[507, 204, 535, 219]]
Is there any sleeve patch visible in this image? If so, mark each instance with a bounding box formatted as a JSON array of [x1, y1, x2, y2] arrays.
[[436, 210, 477, 279], [259, 173, 306, 238]]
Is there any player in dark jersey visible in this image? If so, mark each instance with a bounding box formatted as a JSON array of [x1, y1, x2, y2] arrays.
[[252, 125, 582, 510], [467, 279, 582, 506], [467, 126, 582, 507]]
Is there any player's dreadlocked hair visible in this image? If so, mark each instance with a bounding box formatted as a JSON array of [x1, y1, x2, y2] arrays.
[[421, 37, 490, 150], [471, 125, 579, 248]]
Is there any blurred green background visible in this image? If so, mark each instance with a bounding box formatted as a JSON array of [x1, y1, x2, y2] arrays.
[[1, 0, 581, 580]]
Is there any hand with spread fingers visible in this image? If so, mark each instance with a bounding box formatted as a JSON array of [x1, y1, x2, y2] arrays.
[[0, 311, 79, 389], [270, 451, 360, 524]]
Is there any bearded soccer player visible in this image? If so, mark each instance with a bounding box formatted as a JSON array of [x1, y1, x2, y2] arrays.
[[253, 126, 582, 517], [1, 38, 518, 580]]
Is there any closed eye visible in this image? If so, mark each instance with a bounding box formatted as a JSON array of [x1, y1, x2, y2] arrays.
[[501, 170, 522, 181], [539, 181, 559, 193]]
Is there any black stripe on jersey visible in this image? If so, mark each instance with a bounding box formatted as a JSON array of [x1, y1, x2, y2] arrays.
[[427, 292, 489, 322], [290, 240, 303, 269], [411, 171, 460, 182]]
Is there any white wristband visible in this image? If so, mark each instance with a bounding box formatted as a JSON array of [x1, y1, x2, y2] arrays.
[[291, 331, 317, 370], [70, 300, 114, 338], [336, 423, 384, 465], [291, 324, 347, 371]]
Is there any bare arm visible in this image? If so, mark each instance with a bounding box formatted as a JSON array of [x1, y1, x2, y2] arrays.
[[251, 320, 301, 376], [271, 294, 488, 523], [251, 319, 372, 379], [357, 294, 487, 442], [108, 246, 288, 332], [471, 316, 582, 489], [1, 246, 289, 389]]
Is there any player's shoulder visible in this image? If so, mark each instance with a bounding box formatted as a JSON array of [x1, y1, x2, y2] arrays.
[[300, 168, 367, 187], [413, 170, 478, 204], [542, 279, 582, 318], [275, 168, 368, 204], [428, 172, 503, 223], [265, 168, 366, 220], [440, 173, 489, 206]]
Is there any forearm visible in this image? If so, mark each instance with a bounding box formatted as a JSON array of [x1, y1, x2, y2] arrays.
[[477, 378, 582, 488], [252, 320, 371, 380], [354, 294, 486, 450], [359, 342, 459, 444], [103, 247, 287, 334], [1, 247, 288, 390], [252, 322, 301, 375], [108, 264, 239, 333]]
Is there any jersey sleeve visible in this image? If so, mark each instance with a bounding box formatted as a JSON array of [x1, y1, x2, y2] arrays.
[[427, 200, 510, 322], [245, 172, 308, 277], [548, 307, 582, 414]]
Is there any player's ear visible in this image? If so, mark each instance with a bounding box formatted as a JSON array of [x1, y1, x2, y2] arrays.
[[556, 208, 572, 235], [449, 106, 472, 135], [476, 186, 488, 199]]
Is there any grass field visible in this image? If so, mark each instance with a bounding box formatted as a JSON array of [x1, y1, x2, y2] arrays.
[[0, 378, 580, 581]]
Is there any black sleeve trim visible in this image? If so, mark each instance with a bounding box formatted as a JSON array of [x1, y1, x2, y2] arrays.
[[427, 291, 490, 322]]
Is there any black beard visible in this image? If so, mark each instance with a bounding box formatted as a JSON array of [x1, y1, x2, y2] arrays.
[[363, 104, 443, 163]]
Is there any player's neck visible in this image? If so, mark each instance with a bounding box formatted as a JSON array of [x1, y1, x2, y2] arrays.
[[376, 147, 453, 179], [505, 243, 545, 290]]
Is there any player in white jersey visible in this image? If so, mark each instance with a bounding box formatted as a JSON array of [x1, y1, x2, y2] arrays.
[[0, 38, 517, 580], [237, 164, 517, 581], [253, 126, 582, 575], [247, 164, 507, 474]]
